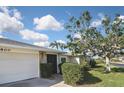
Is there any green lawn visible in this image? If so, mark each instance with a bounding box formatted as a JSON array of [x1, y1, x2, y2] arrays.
[[79, 63, 124, 87]]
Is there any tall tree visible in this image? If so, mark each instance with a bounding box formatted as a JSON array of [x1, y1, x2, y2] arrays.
[[101, 14, 124, 72], [65, 11, 124, 72]]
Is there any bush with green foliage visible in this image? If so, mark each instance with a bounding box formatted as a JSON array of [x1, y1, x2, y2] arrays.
[[89, 58, 96, 68], [80, 57, 96, 71], [58, 62, 64, 74], [86, 57, 96, 68], [61, 63, 84, 85], [95, 59, 104, 63], [40, 63, 53, 78], [83, 63, 91, 71]]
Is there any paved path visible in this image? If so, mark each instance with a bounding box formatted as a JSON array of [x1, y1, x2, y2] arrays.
[[50, 81, 71, 87], [0, 75, 71, 87], [111, 62, 124, 68]]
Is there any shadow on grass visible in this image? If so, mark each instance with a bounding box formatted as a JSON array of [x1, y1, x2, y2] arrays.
[[112, 67, 124, 72], [78, 71, 102, 85]]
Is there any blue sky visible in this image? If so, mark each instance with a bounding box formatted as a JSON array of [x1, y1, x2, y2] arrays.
[[0, 6, 124, 47]]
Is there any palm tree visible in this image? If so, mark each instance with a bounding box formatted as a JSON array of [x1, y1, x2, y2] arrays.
[[59, 43, 66, 51], [49, 41, 66, 51], [49, 41, 60, 50]]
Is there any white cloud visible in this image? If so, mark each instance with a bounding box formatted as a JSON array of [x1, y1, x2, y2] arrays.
[[91, 19, 102, 27], [73, 33, 81, 40], [98, 13, 104, 20], [0, 7, 24, 33], [20, 29, 48, 42], [0, 34, 7, 38], [118, 15, 124, 22], [33, 41, 49, 47], [0, 35, 4, 38], [0, 7, 22, 20], [20, 29, 50, 47], [90, 13, 104, 27], [119, 15, 124, 20], [34, 14, 63, 31], [56, 40, 66, 44], [0, 6, 9, 15], [13, 9, 22, 20], [0, 13, 24, 33]]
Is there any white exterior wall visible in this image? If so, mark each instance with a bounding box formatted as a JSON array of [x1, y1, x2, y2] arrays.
[[39, 52, 47, 63], [59, 55, 80, 64], [66, 56, 80, 64]]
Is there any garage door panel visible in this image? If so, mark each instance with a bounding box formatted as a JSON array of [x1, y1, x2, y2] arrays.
[[0, 52, 39, 84]]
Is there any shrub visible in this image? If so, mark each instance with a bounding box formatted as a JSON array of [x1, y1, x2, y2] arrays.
[[83, 63, 91, 71], [95, 59, 104, 63], [112, 67, 124, 72], [61, 63, 84, 85], [89, 58, 96, 68], [58, 61, 67, 74], [58, 62, 64, 74], [86, 57, 96, 68], [40, 63, 53, 78], [80, 59, 91, 71]]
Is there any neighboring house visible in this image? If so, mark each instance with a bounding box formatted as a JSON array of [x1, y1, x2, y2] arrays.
[[61, 53, 80, 64], [0, 38, 65, 84]]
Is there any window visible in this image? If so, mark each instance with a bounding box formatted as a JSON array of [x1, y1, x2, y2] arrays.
[[61, 57, 66, 63]]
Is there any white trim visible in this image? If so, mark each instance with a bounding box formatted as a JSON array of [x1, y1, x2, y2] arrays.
[[0, 43, 63, 53], [57, 54, 59, 73], [37, 52, 40, 77], [0, 46, 39, 54]]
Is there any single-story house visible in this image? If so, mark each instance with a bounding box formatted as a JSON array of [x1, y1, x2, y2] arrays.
[[61, 53, 80, 64], [0, 38, 69, 84]]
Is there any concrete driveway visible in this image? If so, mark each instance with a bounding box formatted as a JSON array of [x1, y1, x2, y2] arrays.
[[0, 75, 71, 87]]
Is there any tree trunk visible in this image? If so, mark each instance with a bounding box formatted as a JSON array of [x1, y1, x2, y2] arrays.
[[105, 56, 111, 72], [79, 56, 83, 65]]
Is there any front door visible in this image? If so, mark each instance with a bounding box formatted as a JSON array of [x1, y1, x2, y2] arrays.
[[47, 54, 57, 73]]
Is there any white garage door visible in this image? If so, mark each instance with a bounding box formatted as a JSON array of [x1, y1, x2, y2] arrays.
[[0, 52, 39, 84]]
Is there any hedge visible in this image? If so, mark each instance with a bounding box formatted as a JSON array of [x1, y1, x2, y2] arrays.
[[58, 62, 63, 74], [40, 63, 53, 78], [61, 63, 84, 85], [89, 58, 96, 68], [58, 61, 66, 74], [95, 59, 104, 63], [86, 57, 96, 68]]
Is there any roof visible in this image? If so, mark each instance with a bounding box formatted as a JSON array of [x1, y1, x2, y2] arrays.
[[0, 38, 63, 53], [62, 52, 80, 57]]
